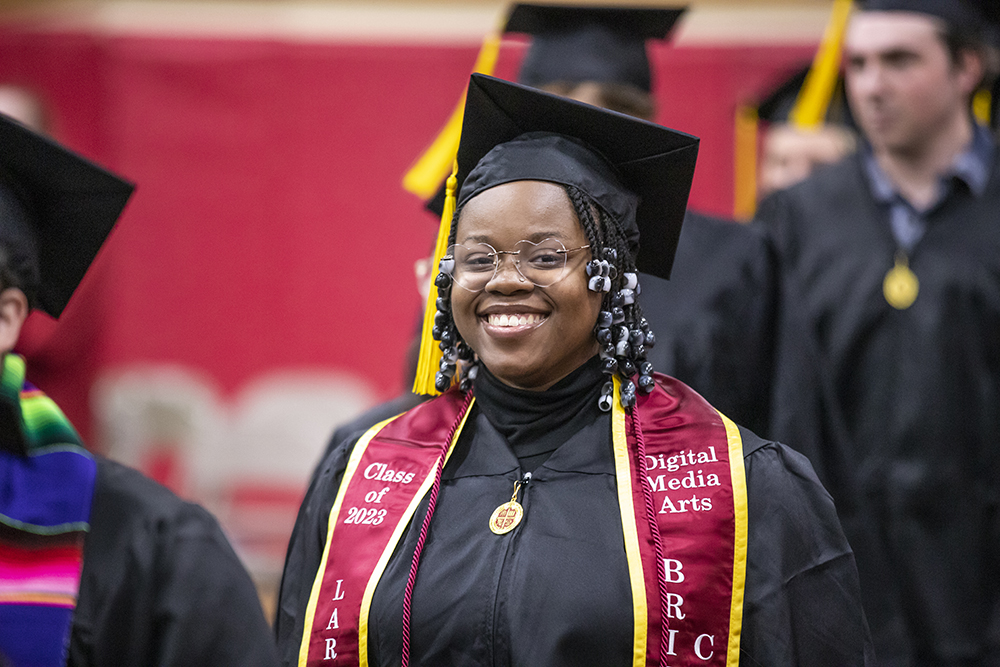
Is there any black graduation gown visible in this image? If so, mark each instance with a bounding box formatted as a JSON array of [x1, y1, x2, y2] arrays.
[[640, 212, 777, 437], [756, 152, 1000, 664], [68, 456, 280, 666], [276, 375, 872, 666]]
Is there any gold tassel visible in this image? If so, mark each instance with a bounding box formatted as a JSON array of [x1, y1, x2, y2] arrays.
[[413, 164, 459, 395], [973, 89, 991, 126], [790, 0, 853, 129], [735, 0, 852, 217], [402, 33, 501, 199], [732, 104, 759, 221]]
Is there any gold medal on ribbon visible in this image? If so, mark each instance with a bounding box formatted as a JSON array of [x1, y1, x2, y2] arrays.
[[883, 253, 919, 310], [489, 479, 526, 534]]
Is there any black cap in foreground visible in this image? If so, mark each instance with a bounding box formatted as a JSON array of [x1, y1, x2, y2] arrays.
[[506, 4, 686, 93], [451, 73, 698, 281], [0, 113, 134, 318]]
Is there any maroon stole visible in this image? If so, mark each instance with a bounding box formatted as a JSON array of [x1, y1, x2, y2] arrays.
[[299, 376, 747, 667]]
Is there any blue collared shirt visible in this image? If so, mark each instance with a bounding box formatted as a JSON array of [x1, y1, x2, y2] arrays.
[[863, 123, 996, 252]]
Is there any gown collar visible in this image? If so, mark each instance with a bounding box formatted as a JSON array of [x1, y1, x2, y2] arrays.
[[448, 357, 610, 477]]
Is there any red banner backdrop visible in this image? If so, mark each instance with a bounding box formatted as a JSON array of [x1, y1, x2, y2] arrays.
[[0, 22, 812, 443]]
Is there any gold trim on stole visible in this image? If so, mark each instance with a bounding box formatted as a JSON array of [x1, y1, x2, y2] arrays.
[[297, 400, 476, 667], [298, 414, 400, 666], [610, 377, 649, 667], [719, 412, 748, 666]]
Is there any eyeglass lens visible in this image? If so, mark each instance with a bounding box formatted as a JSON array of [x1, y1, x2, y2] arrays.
[[446, 238, 574, 292]]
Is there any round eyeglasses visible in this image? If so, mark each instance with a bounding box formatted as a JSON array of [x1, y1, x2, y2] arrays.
[[440, 238, 591, 293]]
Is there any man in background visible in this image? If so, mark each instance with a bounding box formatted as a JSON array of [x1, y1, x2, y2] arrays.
[[757, 0, 1000, 661]]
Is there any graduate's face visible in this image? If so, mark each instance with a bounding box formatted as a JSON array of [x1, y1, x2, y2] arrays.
[[844, 12, 982, 155], [451, 180, 602, 391]]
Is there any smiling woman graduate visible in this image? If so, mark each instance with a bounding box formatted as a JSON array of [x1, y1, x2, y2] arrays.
[[275, 74, 873, 667]]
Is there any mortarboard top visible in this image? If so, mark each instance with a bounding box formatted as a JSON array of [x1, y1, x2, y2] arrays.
[[452, 73, 698, 282], [0, 113, 134, 318], [757, 67, 811, 125], [420, 4, 685, 219], [756, 66, 855, 129], [506, 4, 686, 93], [856, 0, 986, 34]]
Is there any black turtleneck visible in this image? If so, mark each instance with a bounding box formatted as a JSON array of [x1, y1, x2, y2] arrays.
[[471, 355, 605, 473]]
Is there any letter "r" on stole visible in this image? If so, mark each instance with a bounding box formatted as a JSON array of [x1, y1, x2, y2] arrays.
[[325, 638, 337, 660]]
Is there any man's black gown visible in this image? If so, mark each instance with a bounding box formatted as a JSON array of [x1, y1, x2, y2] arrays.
[[277, 359, 872, 666], [756, 151, 1000, 664], [640, 212, 776, 437], [68, 456, 280, 666]]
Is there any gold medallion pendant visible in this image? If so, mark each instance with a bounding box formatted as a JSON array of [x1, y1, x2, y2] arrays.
[[884, 254, 919, 310], [489, 478, 527, 535], [489, 501, 523, 535]]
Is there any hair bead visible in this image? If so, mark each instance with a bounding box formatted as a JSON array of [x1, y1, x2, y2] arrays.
[[438, 256, 455, 274]]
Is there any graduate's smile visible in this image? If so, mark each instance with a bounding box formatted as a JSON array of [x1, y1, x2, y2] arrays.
[[480, 306, 547, 336]]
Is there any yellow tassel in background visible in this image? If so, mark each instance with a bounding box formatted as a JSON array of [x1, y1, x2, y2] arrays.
[[732, 105, 759, 222], [732, 0, 852, 218], [413, 167, 459, 395], [790, 0, 853, 129], [402, 33, 501, 199]]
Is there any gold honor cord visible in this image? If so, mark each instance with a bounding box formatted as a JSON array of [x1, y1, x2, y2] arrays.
[[884, 252, 919, 310]]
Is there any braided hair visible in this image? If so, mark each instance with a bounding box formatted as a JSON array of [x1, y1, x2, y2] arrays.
[[564, 184, 656, 409], [431, 183, 657, 409]]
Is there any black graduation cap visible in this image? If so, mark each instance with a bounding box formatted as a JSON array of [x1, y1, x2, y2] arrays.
[[756, 66, 855, 129], [505, 4, 686, 93], [0, 113, 134, 318], [451, 73, 698, 282], [856, 0, 986, 34]]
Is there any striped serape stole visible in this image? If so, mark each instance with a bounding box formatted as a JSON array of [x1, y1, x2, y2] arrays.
[[0, 353, 97, 666]]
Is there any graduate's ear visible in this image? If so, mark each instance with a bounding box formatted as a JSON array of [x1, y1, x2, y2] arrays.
[[0, 287, 29, 354]]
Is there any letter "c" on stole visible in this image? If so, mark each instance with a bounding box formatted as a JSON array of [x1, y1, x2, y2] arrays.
[[694, 634, 714, 660]]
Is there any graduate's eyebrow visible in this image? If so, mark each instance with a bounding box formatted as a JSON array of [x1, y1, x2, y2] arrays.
[[462, 231, 569, 244]]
